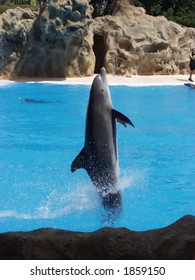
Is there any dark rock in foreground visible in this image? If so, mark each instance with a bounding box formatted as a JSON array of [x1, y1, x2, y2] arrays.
[[0, 215, 194, 260]]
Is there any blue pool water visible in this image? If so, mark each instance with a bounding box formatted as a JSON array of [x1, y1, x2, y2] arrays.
[[0, 82, 194, 233]]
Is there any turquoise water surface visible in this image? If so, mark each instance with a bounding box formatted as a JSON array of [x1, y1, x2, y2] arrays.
[[0, 82, 194, 232]]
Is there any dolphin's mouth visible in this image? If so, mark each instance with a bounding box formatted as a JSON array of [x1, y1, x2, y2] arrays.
[[100, 67, 107, 84], [99, 67, 112, 102]]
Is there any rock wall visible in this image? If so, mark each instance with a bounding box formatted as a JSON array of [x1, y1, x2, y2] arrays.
[[0, 0, 95, 78], [0, 215, 195, 259], [92, 1, 195, 75], [0, 0, 195, 78]]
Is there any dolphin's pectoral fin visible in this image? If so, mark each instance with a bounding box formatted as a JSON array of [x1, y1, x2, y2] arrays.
[[113, 109, 135, 128], [71, 148, 87, 172]]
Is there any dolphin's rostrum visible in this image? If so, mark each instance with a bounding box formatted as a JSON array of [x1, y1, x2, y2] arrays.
[[71, 68, 134, 210]]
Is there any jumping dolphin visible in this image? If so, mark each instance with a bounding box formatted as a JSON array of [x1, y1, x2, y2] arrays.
[[71, 68, 134, 210]]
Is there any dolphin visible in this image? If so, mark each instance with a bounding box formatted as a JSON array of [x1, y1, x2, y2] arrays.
[[184, 82, 195, 89], [71, 68, 134, 210], [19, 98, 47, 103]]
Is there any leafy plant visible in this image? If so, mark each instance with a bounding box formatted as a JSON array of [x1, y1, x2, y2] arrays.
[[134, 0, 195, 27], [0, 0, 39, 13], [89, 0, 116, 17]]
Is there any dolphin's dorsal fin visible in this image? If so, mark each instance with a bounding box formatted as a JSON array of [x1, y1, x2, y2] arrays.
[[71, 148, 87, 172], [113, 109, 135, 128]]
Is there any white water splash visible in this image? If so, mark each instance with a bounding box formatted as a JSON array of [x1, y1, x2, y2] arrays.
[[0, 168, 148, 221], [119, 167, 148, 191], [0, 210, 32, 220], [36, 183, 101, 219], [0, 184, 100, 220]]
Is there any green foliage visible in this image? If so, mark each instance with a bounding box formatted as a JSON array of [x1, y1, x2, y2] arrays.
[[0, 0, 30, 5], [1, 0, 195, 28], [0, 5, 8, 13], [0, 0, 39, 14], [134, 0, 195, 27], [30, 0, 37, 6], [89, 0, 195, 27], [89, 0, 115, 18]]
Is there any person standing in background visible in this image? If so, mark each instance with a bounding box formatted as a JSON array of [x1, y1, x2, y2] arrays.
[[189, 48, 195, 82]]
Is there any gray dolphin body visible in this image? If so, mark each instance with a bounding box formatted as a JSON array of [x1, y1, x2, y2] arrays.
[[71, 68, 134, 209]]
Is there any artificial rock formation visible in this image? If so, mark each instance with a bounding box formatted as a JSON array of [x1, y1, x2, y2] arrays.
[[0, 215, 195, 260], [0, 0, 195, 78], [0, 0, 95, 78], [92, 0, 195, 75]]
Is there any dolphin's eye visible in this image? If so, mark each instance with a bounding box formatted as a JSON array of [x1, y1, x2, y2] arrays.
[[101, 89, 104, 93]]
